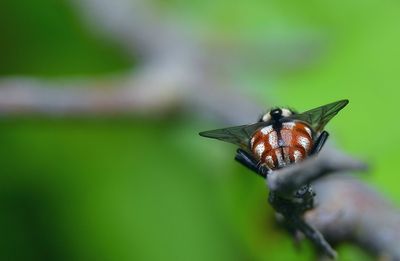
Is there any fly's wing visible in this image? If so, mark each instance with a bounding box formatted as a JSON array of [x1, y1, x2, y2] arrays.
[[290, 99, 349, 132], [199, 122, 266, 149]]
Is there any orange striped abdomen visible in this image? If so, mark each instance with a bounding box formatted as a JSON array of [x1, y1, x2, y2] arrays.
[[250, 122, 314, 170]]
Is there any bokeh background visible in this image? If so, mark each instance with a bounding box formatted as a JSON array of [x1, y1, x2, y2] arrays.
[[0, 0, 399, 260]]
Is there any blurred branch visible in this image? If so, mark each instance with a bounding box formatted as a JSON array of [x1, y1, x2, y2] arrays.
[[0, 0, 322, 123], [0, 72, 261, 123], [0, 70, 186, 116], [0, 0, 264, 123]]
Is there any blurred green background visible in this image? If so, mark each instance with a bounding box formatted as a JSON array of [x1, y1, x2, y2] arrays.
[[0, 0, 399, 260]]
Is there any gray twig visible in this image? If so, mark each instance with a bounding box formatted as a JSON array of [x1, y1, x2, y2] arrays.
[[267, 146, 368, 196]]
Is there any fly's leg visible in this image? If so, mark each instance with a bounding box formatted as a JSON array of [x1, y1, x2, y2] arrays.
[[235, 148, 270, 178], [310, 131, 329, 155]]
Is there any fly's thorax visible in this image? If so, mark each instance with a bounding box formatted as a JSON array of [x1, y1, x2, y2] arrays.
[[250, 121, 314, 170]]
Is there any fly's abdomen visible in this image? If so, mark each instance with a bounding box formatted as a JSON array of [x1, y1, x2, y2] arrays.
[[250, 122, 314, 170]]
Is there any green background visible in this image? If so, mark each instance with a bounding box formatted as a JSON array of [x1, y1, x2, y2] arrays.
[[0, 0, 397, 260]]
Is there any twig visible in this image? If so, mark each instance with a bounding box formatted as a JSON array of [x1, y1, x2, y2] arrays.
[[290, 215, 337, 259], [306, 176, 400, 260], [267, 146, 368, 196]]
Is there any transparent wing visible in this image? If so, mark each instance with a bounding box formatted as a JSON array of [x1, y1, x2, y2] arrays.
[[199, 122, 267, 148], [290, 99, 349, 132]]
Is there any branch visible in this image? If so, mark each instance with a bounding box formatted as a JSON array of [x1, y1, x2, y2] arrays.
[[0, 73, 183, 116], [306, 176, 400, 260], [267, 146, 368, 195]]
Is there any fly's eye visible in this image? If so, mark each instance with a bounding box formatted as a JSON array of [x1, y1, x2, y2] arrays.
[[261, 113, 271, 122], [281, 108, 292, 117]]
